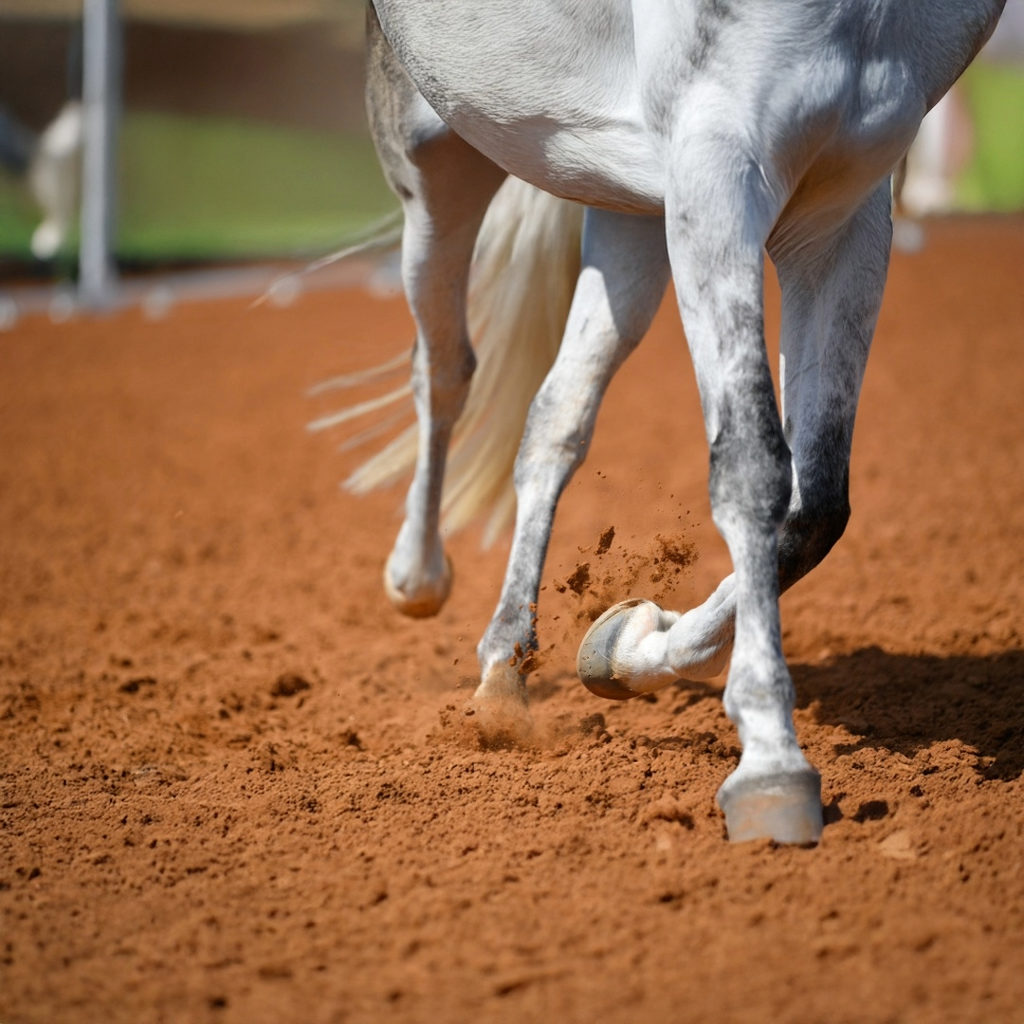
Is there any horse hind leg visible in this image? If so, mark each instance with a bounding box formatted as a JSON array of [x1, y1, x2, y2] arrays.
[[366, 6, 506, 617], [715, 182, 890, 843], [474, 208, 670, 714]]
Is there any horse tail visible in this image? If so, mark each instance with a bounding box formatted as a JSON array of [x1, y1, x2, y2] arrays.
[[339, 177, 584, 546]]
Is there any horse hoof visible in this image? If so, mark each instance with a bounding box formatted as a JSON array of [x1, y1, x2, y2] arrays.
[[471, 664, 533, 748], [717, 768, 823, 844], [383, 553, 452, 618], [577, 599, 676, 700]]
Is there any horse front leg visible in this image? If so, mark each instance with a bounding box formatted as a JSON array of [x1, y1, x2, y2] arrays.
[[665, 138, 820, 843], [578, 184, 895, 702], [473, 209, 670, 719]]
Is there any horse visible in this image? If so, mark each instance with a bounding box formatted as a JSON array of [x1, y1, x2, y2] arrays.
[[329, 0, 1005, 845]]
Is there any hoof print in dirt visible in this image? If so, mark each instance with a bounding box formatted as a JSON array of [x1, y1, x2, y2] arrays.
[[271, 673, 312, 698], [119, 676, 157, 694]]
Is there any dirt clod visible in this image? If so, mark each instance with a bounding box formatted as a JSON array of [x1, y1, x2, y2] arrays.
[[270, 673, 311, 698]]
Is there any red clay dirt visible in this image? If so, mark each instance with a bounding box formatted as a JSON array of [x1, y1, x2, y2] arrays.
[[1, 218, 1023, 1024]]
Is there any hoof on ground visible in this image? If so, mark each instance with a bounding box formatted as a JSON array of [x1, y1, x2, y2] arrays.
[[383, 553, 452, 618], [470, 665, 533, 749], [577, 599, 673, 700], [717, 768, 823, 844]]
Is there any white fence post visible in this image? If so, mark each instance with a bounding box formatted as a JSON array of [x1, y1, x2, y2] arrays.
[[79, 0, 120, 308]]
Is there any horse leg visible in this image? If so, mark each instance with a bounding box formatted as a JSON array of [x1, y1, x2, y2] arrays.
[[473, 209, 670, 711], [366, 7, 506, 617], [772, 184, 891, 595], [581, 169, 893, 841], [713, 183, 891, 842], [579, 183, 895, 698], [637, 134, 814, 842]]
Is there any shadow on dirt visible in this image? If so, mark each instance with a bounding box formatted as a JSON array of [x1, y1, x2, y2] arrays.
[[793, 647, 1024, 781]]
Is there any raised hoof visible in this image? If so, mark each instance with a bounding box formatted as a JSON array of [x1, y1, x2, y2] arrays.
[[577, 599, 674, 700], [383, 553, 453, 618], [717, 769, 823, 844]]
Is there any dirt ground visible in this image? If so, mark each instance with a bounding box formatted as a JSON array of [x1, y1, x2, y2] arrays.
[[1, 218, 1023, 1024]]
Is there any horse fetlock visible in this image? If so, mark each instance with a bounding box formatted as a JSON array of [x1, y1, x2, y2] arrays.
[[577, 599, 681, 700], [722, 663, 797, 734], [666, 636, 732, 681]]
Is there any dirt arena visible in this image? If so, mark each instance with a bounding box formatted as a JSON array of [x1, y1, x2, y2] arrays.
[[1, 218, 1022, 1024]]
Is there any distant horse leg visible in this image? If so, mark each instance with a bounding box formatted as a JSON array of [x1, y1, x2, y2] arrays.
[[366, 8, 506, 617], [474, 209, 670, 708]]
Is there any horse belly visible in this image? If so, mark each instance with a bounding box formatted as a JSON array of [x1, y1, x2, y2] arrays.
[[455, 116, 665, 214], [373, 0, 666, 213]]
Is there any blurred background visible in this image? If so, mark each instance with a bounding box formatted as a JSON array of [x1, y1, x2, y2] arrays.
[[0, 0, 1021, 305], [0, 0, 393, 291]]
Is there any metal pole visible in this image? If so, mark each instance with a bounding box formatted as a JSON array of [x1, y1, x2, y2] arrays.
[[79, 0, 120, 309]]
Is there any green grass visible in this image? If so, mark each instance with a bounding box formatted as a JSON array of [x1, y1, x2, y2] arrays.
[[0, 164, 44, 258], [957, 62, 1024, 212], [0, 111, 397, 262]]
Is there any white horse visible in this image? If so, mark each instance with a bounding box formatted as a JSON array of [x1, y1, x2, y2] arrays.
[[337, 0, 1004, 844]]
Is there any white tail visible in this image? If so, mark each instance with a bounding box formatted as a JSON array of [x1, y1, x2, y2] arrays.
[[337, 177, 584, 546]]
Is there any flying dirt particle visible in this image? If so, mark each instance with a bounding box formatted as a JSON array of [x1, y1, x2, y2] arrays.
[[507, 642, 542, 674], [520, 650, 541, 673], [595, 526, 616, 555], [566, 563, 591, 596], [120, 676, 157, 694], [657, 534, 698, 569]]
